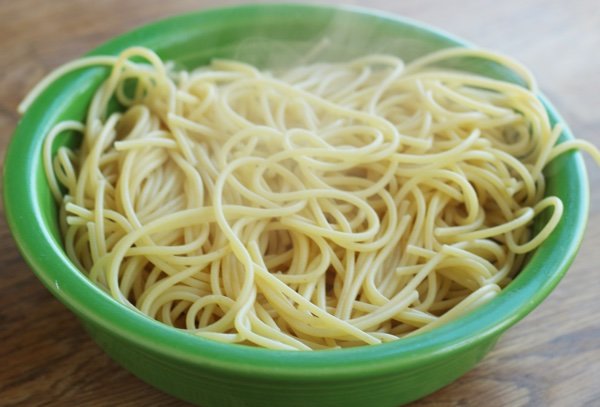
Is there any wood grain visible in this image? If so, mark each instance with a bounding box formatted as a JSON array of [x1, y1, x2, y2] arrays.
[[1, 1, 599, 406]]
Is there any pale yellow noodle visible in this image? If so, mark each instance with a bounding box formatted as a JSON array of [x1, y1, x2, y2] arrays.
[[28, 45, 599, 350]]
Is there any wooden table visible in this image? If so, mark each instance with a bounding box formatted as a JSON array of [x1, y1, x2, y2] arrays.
[[1, 1, 598, 405]]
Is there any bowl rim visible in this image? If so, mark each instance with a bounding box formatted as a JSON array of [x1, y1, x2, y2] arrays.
[[3, 3, 589, 379]]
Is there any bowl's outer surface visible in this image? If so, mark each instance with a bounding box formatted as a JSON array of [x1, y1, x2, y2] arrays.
[[3, 4, 589, 407]]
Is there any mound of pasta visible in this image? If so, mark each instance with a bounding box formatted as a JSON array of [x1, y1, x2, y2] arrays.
[[27, 46, 598, 350]]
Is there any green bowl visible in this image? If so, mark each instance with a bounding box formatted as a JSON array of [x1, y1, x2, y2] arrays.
[[3, 4, 589, 406]]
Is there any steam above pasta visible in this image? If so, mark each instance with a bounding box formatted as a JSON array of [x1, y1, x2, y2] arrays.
[[27, 46, 599, 350]]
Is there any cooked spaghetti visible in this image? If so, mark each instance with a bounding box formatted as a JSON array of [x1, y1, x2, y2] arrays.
[[22, 46, 599, 350]]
